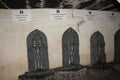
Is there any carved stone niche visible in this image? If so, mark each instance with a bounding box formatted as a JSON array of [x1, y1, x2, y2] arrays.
[[62, 27, 81, 71], [114, 29, 120, 63], [19, 29, 53, 80], [90, 31, 106, 66]]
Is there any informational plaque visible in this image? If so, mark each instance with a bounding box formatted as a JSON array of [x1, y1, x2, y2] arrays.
[[50, 9, 66, 20], [12, 10, 31, 22], [109, 13, 116, 21], [85, 11, 95, 20]]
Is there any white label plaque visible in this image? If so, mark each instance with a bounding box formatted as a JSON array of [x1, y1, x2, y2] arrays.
[[109, 13, 116, 21], [85, 11, 95, 20], [50, 9, 66, 20], [12, 10, 31, 22]]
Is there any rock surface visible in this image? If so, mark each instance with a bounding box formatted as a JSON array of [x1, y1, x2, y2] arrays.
[[19, 63, 120, 80], [0, 0, 120, 11]]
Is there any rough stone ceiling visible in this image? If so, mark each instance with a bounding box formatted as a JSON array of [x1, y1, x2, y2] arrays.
[[0, 0, 120, 11]]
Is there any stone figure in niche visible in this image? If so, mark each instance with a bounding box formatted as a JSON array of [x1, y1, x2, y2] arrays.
[[91, 31, 106, 65], [33, 39, 43, 70], [18, 29, 54, 80], [62, 27, 80, 71], [27, 29, 49, 71], [96, 45, 101, 62], [66, 36, 75, 65], [96, 42, 103, 63]]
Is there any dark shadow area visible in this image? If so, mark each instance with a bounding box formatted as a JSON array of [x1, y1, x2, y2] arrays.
[[114, 29, 120, 63]]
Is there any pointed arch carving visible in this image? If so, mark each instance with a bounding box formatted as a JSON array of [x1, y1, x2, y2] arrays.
[[62, 27, 79, 67], [90, 31, 106, 65], [27, 29, 49, 72], [114, 29, 120, 63]]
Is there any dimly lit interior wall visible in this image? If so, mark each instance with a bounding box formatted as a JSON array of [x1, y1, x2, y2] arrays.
[[0, 9, 120, 80]]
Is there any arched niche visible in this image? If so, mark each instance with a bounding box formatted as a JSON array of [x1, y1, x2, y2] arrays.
[[90, 31, 106, 65], [114, 29, 120, 63], [27, 29, 49, 72], [62, 27, 79, 67]]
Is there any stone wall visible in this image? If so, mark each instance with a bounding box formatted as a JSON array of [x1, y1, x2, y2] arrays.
[[0, 9, 120, 80]]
